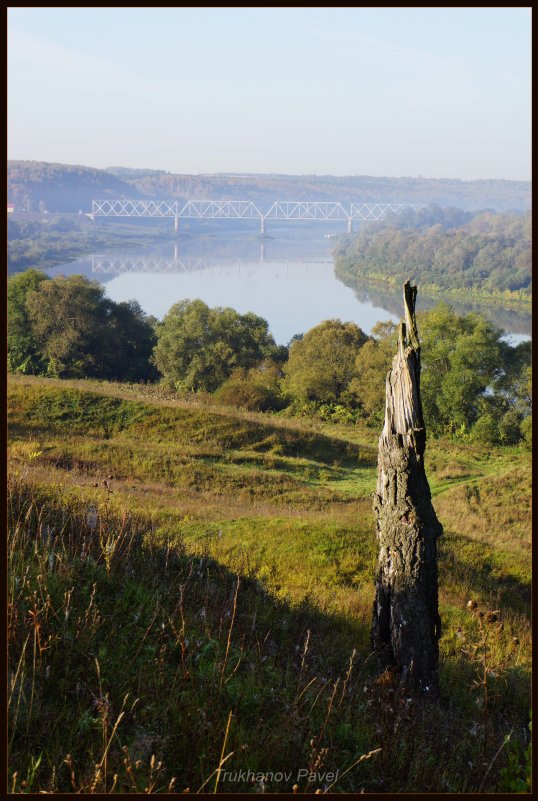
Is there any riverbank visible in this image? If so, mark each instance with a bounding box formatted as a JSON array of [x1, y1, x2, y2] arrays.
[[334, 265, 532, 312], [7, 217, 177, 276]]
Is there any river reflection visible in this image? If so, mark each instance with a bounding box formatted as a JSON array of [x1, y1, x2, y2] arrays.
[[344, 279, 531, 341], [47, 230, 531, 345]]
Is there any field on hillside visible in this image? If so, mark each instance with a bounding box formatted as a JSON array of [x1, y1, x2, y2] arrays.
[[8, 376, 531, 793]]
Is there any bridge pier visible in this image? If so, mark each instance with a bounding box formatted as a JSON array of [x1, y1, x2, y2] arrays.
[[347, 217, 353, 234], [260, 217, 266, 235], [174, 215, 179, 233]]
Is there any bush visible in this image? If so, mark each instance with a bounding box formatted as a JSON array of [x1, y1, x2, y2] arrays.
[[282, 319, 368, 405], [470, 414, 500, 445], [498, 409, 524, 445], [520, 416, 532, 448], [214, 378, 283, 412]]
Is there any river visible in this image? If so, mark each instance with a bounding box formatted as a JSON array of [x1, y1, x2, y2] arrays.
[[47, 224, 531, 346]]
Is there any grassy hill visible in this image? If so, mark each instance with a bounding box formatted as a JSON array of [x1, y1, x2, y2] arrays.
[[8, 376, 531, 793]]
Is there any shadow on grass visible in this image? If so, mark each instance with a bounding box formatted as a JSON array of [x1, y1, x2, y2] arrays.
[[7, 477, 374, 793], [438, 532, 531, 616], [8, 477, 529, 794]]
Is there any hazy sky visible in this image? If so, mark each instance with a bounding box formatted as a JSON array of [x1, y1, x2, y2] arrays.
[[8, 7, 531, 180]]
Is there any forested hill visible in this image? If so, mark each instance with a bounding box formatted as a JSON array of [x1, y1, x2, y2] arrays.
[[7, 161, 144, 213], [107, 169, 530, 211], [334, 210, 532, 303], [7, 160, 531, 213]]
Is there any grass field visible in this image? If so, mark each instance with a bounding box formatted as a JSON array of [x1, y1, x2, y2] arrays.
[[7, 375, 531, 793]]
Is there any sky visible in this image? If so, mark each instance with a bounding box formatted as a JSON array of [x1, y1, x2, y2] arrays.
[[7, 7, 531, 180]]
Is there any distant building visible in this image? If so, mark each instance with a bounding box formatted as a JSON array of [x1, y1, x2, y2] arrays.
[[7, 203, 14, 213]]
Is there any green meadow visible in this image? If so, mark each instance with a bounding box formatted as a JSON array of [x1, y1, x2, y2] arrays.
[[8, 376, 531, 793]]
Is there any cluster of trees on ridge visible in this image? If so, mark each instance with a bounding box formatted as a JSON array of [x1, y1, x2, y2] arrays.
[[335, 210, 531, 301], [7, 161, 145, 214], [8, 270, 531, 447], [8, 159, 531, 213]]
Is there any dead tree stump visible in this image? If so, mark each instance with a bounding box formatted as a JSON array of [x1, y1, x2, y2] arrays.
[[371, 281, 442, 699]]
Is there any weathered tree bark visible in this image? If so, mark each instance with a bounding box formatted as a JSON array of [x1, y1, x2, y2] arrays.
[[371, 281, 442, 699]]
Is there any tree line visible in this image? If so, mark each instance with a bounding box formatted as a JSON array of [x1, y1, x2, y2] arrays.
[[107, 169, 532, 211], [8, 270, 531, 446], [335, 210, 531, 301], [8, 159, 531, 213]]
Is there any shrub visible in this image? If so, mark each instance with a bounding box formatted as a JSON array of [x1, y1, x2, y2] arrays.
[[215, 378, 282, 411], [520, 416, 532, 448], [282, 319, 368, 405], [470, 414, 500, 445], [498, 409, 524, 445]]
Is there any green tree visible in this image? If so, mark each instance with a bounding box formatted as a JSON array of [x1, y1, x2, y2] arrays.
[[152, 299, 277, 392], [344, 304, 527, 443], [487, 341, 532, 445], [25, 275, 109, 377], [8, 269, 50, 374], [348, 320, 398, 422], [282, 319, 368, 404], [21, 273, 157, 381], [417, 304, 505, 436], [99, 299, 159, 382]]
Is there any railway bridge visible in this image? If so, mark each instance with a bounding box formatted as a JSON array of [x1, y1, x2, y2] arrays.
[[90, 199, 423, 234]]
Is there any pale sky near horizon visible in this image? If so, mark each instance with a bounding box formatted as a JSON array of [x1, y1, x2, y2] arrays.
[[7, 7, 531, 180]]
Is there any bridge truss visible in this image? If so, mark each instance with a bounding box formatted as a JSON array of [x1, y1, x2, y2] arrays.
[[91, 199, 423, 233]]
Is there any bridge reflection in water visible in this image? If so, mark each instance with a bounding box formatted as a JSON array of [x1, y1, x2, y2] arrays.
[[91, 243, 333, 275], [87, 243, 530, 340]]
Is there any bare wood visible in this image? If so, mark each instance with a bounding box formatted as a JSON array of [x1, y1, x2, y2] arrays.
[[371, 281, 442, 699]]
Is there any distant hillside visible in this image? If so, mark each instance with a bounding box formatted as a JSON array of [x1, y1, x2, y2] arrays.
[[106, 166, 171, 179], [7, 161, 146, 213], [8, 160, 531, 213], [113, 170, 531, 212]]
